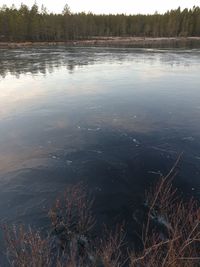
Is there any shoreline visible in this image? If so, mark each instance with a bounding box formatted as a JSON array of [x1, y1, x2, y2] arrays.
[[1, 37, 200, 48]]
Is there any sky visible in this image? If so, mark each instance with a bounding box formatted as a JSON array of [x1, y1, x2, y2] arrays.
[[0, 0, 200, 14]]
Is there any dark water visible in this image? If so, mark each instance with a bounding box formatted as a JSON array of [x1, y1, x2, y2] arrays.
[[0, 47, 200, 260]]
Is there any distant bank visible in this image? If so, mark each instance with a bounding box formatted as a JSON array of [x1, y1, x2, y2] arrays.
[[1, 37, 200, 49]]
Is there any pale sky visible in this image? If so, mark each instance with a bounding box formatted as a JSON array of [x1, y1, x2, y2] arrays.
[[0, 0, 200, 14]]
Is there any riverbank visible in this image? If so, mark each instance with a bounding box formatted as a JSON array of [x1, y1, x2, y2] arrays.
[[1, 37, 200, 48]]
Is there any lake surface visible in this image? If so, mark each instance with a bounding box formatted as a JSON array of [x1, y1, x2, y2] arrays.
[[0, 47, 200, 258]]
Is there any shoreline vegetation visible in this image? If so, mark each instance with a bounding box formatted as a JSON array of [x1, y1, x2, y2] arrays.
[[1, 37, 200, 49], [3, 157, 200, 266], [1, 4, 200, 45]]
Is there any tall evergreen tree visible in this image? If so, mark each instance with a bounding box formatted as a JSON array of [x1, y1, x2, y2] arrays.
[[0, 3, 200, 41]]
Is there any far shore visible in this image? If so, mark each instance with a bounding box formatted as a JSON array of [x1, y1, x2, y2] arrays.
[[1, 37, 200, 48]]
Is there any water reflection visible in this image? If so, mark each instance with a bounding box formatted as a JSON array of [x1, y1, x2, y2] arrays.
[[0, 47, 200, 181], [0, 47, 89, 77], [0, 47, 200, 78], [0, 47, 200, 262]]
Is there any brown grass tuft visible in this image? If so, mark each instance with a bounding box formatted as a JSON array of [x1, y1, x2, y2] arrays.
[[3, 157, 200, 266]]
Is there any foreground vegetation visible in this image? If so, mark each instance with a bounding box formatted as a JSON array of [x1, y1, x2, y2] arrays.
[[3, 156, 200, 266], [0, 4, 200, 42]]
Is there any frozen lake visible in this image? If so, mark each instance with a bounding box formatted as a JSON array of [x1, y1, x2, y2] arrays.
[[0, 47, 200, 260]]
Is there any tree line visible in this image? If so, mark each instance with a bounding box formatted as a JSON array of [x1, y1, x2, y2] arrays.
[[0, 3, 200, 42]]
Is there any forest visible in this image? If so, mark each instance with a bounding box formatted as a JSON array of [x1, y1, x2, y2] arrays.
[[0, 3, 200, 41]]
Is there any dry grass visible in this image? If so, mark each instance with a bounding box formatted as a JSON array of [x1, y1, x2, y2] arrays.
[[3, 225, 51, 267], [48, 183, 96, 266], [98, 225, 126, 267], [130, 154, 200, 267], [49, 183, 95, 241], [3, 156, 200, 267]]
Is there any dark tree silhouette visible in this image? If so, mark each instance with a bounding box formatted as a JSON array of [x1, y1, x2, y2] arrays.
[[0, 4, 200, 41]]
